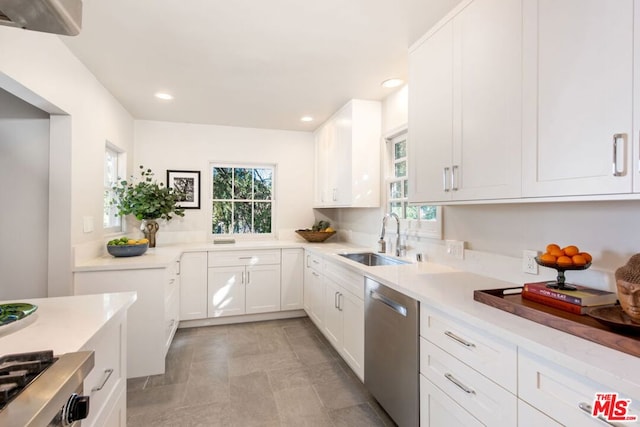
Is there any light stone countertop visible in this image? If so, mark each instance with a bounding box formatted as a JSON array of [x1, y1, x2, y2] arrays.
[[0, 292, 136, 355]]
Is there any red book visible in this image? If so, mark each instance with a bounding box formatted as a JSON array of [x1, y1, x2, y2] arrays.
[[523, 282, 617, 307], [521, 290, 587, 315]]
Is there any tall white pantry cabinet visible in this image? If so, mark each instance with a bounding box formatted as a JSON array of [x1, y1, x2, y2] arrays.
[[410, 0, 640, 204]]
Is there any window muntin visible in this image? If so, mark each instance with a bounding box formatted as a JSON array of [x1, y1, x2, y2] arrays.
[[211, 164, 274, 235]]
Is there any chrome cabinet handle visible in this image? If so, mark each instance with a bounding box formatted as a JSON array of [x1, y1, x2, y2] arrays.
[[169, 278, 175, 284], [332, 188, 338, 201], [241, 271, 245, 284], [451, 165, 459, 191], [247, 271, 250, 284], [312, 259, 320, 265], [444, 331, 476, 348], [613, 133, 626, 177], [338, 293, 343, 311], [306, 254, 310, 268], [312, 271, 320, 277], [91, 368, 114, 392], [334, 291, 339, 309], [443, 167, 450, 192], [579, 402, 618, 426], [239, 256, 254, 260], [444, 373, 475, 395]]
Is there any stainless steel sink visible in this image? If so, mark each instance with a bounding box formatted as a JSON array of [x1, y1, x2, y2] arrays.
[[339, 252, 409, 266]]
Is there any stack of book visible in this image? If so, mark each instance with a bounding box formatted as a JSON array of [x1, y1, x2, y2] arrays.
[[522, 282, 618, 314]]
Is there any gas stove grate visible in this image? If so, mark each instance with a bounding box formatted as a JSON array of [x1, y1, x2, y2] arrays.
[[0, 350, 57, 410]]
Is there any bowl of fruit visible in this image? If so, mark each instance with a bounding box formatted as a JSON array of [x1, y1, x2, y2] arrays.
[[535, 243, 593, 289], [107, 237, 150, 257], [296, 221, 336, 243]]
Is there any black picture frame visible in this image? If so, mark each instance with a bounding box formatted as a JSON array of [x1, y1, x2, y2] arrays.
[[166, 170, 200, 209]]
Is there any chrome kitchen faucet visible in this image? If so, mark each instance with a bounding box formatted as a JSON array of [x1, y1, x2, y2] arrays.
[[378, 213, 406, 256]]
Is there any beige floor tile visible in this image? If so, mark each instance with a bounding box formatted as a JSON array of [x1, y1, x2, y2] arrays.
[[230, 371, 280, 426], [328, 402, 387, 427]]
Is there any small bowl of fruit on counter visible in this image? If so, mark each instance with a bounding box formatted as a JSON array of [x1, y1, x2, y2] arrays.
[[107, 237, 149, 257], [535, 243, 592, 289], [296, 221, 336, 243]]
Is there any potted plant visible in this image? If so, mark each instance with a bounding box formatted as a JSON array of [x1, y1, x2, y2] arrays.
[[111, 165, 185, 247]]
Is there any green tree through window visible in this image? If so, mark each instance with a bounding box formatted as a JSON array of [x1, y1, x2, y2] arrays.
[[212, 165, 274, 235]]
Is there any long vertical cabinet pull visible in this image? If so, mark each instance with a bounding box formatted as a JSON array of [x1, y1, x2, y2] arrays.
[[451, 165, 459, 191], [334, 292, 339, 309], [443, 167, 451, 192], [612, 133, 626, 176], [247, 270, 250, 284]]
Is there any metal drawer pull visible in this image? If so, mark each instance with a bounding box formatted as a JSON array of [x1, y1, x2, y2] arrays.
[[312, 271, 320, 277], [239, 256, 255, 260], [338, 293, 343, 311], [443, 167, 450, 192], [579, 402, 618, 426], [369, 291, 407, 317], [247, 271, 250, 284], [444, 331, 476, 348], [451, 165, 459, 191], [92, 368, 114, 392], [335, 292, 339, 309], [612, 133, 626, 177], [444, 373, 475, 395]]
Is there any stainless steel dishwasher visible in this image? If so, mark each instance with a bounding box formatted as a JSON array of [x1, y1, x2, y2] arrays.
[[364, 277, 419, 427]]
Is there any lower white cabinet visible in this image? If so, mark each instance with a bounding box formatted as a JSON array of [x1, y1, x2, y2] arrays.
[[518, 399, 561, 427], [519, 349, 640, 427], [420, 374, 483, 427], [304, 252, 325, 328], [80, 309, 127, 427], [74, 260, 180, 378], [281, 248, 304, 310], [207, 249, 281, 317], [179, 251, 208, 320]]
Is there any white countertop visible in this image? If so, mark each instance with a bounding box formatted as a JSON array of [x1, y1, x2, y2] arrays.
[[0, 292, 136, 355]]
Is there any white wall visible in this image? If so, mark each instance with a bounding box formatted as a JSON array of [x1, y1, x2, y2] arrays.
[[0, 89, 50, 299], [133, 120, 316, 242], [0, 27, 134, 296]]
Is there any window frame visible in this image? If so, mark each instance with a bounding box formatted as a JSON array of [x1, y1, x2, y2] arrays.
[[209, 162, 277, 239], [104, 142, 125, 234], [384, 126, 442, 240]]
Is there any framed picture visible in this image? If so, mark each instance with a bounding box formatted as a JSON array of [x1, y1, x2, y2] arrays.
[[167, 170, 200, 209]]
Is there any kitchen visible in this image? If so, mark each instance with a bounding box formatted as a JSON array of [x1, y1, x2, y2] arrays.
[[1, 0, 640, 426]]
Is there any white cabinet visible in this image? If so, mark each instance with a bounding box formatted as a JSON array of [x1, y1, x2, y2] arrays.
[[519, 349, 640, 427], [419, 305, 518, 425], [522, 0, 635, 197], [303, 251, 324, 328], [518, 399, 561, 427], [281, 248, 304, 310], [409, 0, 522, 203], [81, 310, 127, 427], [420, 375, 483, 427], [321, 259, 364, 380], [179, 251, 208, 320], [207, 250, 281, 318], [313, 99, 381, 207], [74, 260, 180, 378]]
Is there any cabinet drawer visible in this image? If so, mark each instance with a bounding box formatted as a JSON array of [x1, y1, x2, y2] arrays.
[[420, 338, 517, 426], [208, 249, 281, 267], [420, 306, 517, 393], [324, 259, 363, 299], [519, 350, 640, 427], [420, 374, 483, 427], [305, 251, 323, 273]]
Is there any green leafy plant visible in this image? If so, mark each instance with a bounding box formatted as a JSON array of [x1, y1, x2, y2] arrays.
[[111, 166, 185, 221]]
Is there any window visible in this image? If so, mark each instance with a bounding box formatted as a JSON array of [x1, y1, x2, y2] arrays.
[[211, 164, 275, 236], [385, 129, 441, 239], [104, 144, 124, 233]]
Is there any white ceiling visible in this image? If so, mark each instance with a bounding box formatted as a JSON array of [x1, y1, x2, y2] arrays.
[[62, 0, 461, 131]]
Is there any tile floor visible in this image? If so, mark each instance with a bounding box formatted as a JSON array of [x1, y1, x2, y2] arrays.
[[126, 316, 396, 427]]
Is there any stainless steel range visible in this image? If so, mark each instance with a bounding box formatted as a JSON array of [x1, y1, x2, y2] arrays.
[[0, 350, 94, 427]]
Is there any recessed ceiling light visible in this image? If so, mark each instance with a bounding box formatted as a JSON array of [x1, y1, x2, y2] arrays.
[[381, 78, 404, 88], [300, 116, 314, 122], [155, 92, 174, 100]]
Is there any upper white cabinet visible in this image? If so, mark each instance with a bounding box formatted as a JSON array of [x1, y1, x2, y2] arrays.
[[409, 0, 522, 203], [522, 0, 635, 197], [314, 99, 381, 207]]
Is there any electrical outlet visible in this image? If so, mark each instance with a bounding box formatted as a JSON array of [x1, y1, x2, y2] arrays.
[[523, 250, 539, 274], [445, 240, 465, 260]]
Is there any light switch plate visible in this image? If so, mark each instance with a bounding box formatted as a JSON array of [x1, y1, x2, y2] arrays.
[[83, 216, 94, 233], [445, 240, 465, 260]]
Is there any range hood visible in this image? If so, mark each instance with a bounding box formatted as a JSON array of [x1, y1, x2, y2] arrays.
[[0, 0, 82, 36]]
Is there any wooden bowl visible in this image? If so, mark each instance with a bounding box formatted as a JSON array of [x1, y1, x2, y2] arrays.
[[295, 230, 336, 243]]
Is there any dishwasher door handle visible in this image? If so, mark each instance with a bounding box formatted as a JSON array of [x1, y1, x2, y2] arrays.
[[369, 290, 408, 317]]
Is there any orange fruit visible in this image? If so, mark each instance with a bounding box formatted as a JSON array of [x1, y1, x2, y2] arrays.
[[572, 255, 587, 266], [539, 253, 557, 264], [556, 256, 573, 267], [549, 247, 565, 258], [563, 245, 580, 257], [580, 252, 592, 263], [546, 243, 561, 253]]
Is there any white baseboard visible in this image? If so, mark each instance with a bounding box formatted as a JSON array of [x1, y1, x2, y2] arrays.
[[178, 309, 307, 328]]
